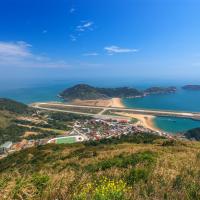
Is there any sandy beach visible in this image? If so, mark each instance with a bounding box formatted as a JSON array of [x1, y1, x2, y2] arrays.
[[115, 112, 160, 132], [111, 98, 125, 108]]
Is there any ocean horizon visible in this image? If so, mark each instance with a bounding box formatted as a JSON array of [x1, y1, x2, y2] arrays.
[[1, 79, 200, 111]]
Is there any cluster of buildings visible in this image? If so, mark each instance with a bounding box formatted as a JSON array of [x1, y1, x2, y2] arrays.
[[0, 138, 48, 158], [71, 118, 156, 141], [0, 117, 168, 158]]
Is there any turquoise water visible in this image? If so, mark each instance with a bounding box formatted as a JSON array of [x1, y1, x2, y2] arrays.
[[1, 79, 200, 133], [123, 90, 200, 133], [123, 89, 200, 112], [0, 78, 150, 104], [154, 117, 200, 133], [0, 85, 63, 104]]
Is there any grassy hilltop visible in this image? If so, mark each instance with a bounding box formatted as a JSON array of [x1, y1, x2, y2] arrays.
[[0, 134, 200, 200], [0, 98, 200, 200]]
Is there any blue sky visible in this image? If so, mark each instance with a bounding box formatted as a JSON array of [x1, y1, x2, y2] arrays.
[[1, 0, 200, 83]]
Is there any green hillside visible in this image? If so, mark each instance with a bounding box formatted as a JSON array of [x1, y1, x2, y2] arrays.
[[60, 84, 142, 100], [60, 84, 177, 101], [0, 99, 34, 145], [0, 134, 199, 200], [185, 127, 200, 141], [0, 98, 33, 114]]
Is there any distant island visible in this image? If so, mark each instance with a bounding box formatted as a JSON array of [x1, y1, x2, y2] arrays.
[[182, 85, 200, 90], [59, 84, 177, 101], [59, 84, 142, 101], [144, 86, 177, 95]]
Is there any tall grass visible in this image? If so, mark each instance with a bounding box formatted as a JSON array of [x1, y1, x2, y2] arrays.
[[0, 137, 199, 199]]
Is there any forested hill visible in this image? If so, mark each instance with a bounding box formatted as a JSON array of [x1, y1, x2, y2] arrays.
[[0, 98, 32, 114], [60, 84, 177, 101], [144, 86, 177, 94], [59, 84, 142, 100]]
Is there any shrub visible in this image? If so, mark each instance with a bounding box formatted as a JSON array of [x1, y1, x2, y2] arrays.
[[85, 151, 156, 172], [185, 127, 200, 141], [162, 139, 178, 146], [31, 174, 49, 195], [73, 178, 128, 200], [11, 177, 34, 200], [196, 152, 200, 160], [185, 182, 200, 200], [85, 134, 163, 147], [59, 162, 80, 171], [172, 169, 200, 199], [173, 175, 183, 190], [126, 168, 150, 185], [66, 148, 98, 159], [0, 175, 11, 190]]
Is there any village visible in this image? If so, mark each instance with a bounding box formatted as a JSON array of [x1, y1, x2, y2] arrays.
[[0, 117, 170, 158]]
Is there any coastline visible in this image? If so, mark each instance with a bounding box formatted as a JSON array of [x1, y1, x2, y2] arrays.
[[111, 98, 125, 108], [113, 111, 161, 132], [112, 98, 160, 132], [69, 98, 159, 132]]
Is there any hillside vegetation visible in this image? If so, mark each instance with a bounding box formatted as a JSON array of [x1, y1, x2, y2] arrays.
[[0, 134, 199, 200], [144, 86, 176, 94], [0, 98, 33, 114], [60, 84, 177, 101], [0, 99, 27, 144], [60, 84, 142, 100], [185, 127, 200, 141], [0, 104, 92, 145]]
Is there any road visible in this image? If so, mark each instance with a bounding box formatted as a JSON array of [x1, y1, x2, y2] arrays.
[[31, 102, 200, 120]]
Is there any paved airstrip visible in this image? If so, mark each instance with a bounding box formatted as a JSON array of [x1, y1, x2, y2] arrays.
[[31, 102, 200, 120]]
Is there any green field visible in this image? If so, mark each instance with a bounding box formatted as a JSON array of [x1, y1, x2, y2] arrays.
[[56, 137, 77, 144]]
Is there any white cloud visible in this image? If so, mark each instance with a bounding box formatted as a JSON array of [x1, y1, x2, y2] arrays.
[[104, 45, 139, 55], [69, 21, 94, 42], [70, 8, 75, 13], [42, 30, 47, 34], [70, 35, 77, 42], [0, 41, 69, 68], [82, 52, 99, 56], [0, 41, 32, 57], [79, 62, 103, 67], [76, 21, 94, 32]]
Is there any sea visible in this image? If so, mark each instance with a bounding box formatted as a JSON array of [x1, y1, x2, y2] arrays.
[[1, 78, 200, 134]]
